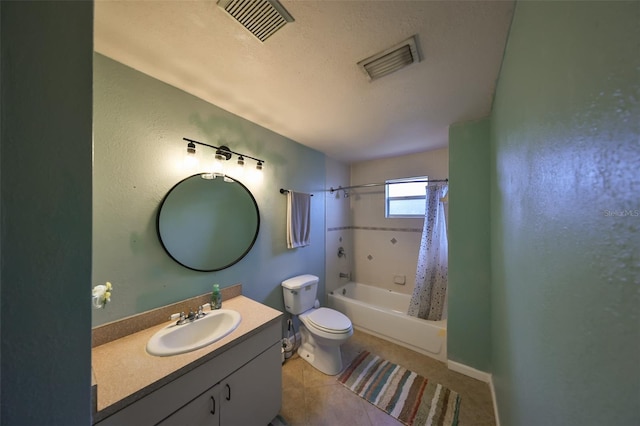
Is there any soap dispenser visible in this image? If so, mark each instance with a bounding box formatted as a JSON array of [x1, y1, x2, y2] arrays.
[[211, 284, 222, 309]]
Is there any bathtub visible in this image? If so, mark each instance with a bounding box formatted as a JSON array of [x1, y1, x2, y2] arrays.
[[328, 282, 447, 362]]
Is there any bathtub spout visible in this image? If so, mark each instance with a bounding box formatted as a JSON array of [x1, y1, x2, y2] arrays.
[[339, 272, 351, 279]]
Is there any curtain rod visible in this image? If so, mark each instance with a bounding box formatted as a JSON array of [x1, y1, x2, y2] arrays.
[[329, 178, 448, 193], [279, 188, 314, 196]]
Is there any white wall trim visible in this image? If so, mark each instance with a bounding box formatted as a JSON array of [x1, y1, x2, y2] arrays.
[[447, 360, 500, 426], [489, 377, 501, 426], [447, 360, 491, 382]]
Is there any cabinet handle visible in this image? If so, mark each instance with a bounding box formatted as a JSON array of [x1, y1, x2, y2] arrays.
[[210, 396, 216, 415], [225, 384, 231, 401]]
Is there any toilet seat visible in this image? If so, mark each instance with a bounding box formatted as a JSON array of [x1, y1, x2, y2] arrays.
[[303, 308, 352, 334]]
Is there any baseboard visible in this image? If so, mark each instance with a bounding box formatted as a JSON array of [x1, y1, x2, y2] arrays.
[[447, 360, 491, 382], [447, 360, 500, 426]]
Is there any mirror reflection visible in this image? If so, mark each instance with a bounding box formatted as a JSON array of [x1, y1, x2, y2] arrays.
[[157, 174, 260, 271]]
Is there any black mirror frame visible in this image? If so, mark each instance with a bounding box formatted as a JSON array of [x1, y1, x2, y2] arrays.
[[156, 173, 260, 272]]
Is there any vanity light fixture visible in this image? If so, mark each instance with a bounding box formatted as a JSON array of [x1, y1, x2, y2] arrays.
[[233, 155, 246, 179], [183, 141, 199, 168], [183, 137, 265, 180], [187, 141, 196, 155], [215, 147, 232, 161]]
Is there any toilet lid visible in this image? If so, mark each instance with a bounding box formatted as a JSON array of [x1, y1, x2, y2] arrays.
[[306, 308, 352, 333]]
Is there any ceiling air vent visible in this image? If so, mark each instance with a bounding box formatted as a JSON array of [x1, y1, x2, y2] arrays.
[[357, 35, 421, 81], [218, 0, 294, 42]]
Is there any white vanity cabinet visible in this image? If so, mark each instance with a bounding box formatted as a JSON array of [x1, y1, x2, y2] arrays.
[[218, 342, 281, 426], [95, 320, 282, 426], [159, 341, 281, 426], [158, 384, 221, 426]]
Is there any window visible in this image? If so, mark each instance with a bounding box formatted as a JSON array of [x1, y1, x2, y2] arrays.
[[385, 176, 429, 218]]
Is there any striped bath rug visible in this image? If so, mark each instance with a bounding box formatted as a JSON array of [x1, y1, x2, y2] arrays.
[[338, 351, 460, 426]]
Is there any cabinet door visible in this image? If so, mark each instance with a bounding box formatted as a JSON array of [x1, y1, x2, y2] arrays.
[[158, 384, 220, 426], [220, 342, 282, 426]]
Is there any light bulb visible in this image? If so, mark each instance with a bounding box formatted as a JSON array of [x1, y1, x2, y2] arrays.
[[227, 155, 245, 179], [183, 142, 198, 168], [211, 153, 225, 176], [246, 166, 263, 184], [184, 155, 198, 168]]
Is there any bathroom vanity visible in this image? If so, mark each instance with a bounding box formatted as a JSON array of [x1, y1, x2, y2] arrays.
[[92, 294, 283, 425]]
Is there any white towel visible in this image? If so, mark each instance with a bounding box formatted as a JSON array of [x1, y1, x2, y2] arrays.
[[287, 191, 311, 249]]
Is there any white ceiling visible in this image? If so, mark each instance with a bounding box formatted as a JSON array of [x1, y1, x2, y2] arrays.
[[94, 0, 514, 163]]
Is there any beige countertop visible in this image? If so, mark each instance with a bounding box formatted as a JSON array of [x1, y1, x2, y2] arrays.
[[92, 295, 283, 422]]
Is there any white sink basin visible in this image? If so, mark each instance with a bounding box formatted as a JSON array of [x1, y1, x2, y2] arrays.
[[146, 309, 242, 357]]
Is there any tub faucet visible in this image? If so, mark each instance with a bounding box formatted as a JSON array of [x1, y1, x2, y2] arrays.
[[339, 272, 350, 279]]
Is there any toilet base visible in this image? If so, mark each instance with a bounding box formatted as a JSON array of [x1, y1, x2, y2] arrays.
[[297, 326, 344, 375]]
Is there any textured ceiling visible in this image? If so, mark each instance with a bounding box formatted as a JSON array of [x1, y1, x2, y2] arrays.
[[94, 0, 514, 163]]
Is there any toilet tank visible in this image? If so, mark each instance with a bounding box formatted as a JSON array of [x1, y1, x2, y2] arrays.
[[281, 274, 319, 315]]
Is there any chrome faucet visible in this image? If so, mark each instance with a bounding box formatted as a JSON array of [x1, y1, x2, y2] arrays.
[[196, 304, 208, 319], [186, 309, 197, 322], [171, 304, 208, 325], [339, 272, 350, 279], [172, 312, 188, 325]]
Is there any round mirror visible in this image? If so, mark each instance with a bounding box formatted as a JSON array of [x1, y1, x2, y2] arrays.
[[157, 174, 260, 271]]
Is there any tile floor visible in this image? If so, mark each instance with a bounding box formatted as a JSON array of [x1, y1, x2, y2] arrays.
[[279, 330, 496, 426]]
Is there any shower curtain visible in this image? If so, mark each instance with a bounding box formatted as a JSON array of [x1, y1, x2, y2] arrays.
[[408, 184, 448, 321]]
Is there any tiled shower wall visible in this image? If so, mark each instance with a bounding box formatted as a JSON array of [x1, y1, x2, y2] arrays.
[[349, 148, 449, 296]]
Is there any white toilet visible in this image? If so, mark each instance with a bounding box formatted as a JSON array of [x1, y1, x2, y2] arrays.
[[282, 274, 353, 375]]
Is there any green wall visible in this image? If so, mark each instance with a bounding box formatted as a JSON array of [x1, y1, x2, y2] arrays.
[[448, 118, 491, 371], [490, 1, 639, 424], [1, 2, 93, 424], [93, 54, 327, 326]]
